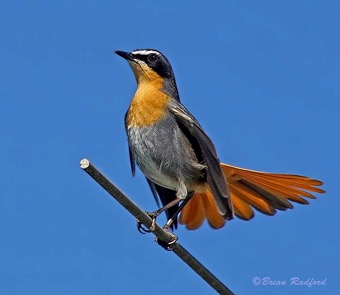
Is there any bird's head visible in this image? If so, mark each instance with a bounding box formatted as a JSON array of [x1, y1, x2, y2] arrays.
[[115, 49, 175, 82], [115, 49, 179, 99]]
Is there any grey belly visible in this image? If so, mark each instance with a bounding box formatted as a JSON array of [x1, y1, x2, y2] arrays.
[[127, 116, 204, 191]]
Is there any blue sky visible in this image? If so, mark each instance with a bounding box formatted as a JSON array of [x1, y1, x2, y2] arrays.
[[1, 1, 339, 294]]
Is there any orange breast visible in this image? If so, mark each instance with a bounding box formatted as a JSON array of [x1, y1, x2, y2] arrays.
[[126, 80, 171, 127]]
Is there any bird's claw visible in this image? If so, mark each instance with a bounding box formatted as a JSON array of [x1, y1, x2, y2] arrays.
[[136, 211, 158, 234], [137, 219, 152, 234], [155, 230, 178, 251]]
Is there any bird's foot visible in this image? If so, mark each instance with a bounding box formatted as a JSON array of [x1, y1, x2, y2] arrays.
[[136, 211, 158, 233], [137, 219, 151, 234], [155, 229, 178, 251]]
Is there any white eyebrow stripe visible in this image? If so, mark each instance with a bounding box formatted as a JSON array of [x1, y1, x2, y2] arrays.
[[131, 50, 160, 56]]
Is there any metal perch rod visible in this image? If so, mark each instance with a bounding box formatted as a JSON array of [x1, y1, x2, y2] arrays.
[[80, 158, 234, 295]]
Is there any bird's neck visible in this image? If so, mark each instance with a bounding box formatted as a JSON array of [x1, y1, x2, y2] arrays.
[[162, 78, 180, 102]]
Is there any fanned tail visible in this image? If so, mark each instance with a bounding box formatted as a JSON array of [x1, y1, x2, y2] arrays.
[[179, 163, 325, 230]]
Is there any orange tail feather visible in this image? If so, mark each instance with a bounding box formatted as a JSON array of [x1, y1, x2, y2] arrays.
[[179, 189, 225, 230], [179, 163, 324, 230], [180, 193, 205, 230]]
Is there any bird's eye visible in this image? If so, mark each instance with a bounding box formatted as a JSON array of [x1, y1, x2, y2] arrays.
[[147, 53, 158, 63]]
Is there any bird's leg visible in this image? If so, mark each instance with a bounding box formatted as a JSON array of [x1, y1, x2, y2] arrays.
[[137, 198, 182, 232], [156, 191, 194, 250], [163, 192, 194, 231]]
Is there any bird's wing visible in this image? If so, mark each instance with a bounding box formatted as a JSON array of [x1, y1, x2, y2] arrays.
[[169, 102, 233, 219], [127, 145, 136, 176], [124, 111, 136, 176], [146, 178, 160, 207]]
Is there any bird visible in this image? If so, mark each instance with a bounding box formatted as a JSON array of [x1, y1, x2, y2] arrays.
[[115, 48, 324, 232]]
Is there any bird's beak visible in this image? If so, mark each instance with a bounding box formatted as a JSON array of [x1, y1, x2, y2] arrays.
[[115, 50, 132, 61]]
